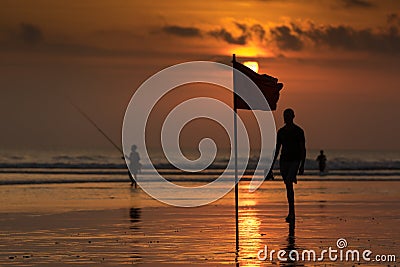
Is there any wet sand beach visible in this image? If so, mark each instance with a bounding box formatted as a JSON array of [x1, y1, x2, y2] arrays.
[[0, 180, 398, 266]]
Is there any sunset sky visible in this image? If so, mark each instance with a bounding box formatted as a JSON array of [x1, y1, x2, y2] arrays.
[[0, 0, 399, 151]]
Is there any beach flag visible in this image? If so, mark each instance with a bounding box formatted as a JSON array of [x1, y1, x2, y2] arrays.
[[232, 58, 283, 111], [231, 54, 283, 251]]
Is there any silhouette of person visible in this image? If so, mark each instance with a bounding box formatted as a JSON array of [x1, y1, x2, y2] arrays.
[[271, 108, 306, 223], [125, 145, 141, 187], [316, 150, 327, 175]]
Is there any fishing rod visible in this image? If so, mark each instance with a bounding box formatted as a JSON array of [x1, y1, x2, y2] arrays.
[[68, 98, 138, 187], [68, 99, 123, 155]]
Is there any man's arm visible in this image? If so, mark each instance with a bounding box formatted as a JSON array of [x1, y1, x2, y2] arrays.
[[272, 141, 281, 167], [269, 139, 281, 178], [298, 131, 306, 175]]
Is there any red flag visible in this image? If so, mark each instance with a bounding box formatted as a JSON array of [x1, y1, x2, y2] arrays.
[[233, 60, 283, 111]]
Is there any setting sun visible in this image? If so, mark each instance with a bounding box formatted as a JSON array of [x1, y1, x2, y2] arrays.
[[243, 61, 259, 73]]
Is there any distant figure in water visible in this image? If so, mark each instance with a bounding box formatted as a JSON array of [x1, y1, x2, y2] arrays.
[[316, 150, 327, 175], [271, 108, 306, 223], [125, 145, 141, 188]]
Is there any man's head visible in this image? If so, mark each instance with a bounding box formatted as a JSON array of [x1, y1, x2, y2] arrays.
[[283, 108, 295, 124]]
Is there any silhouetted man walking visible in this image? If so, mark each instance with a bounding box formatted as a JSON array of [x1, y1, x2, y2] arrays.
[[271, 108, 306, 222]]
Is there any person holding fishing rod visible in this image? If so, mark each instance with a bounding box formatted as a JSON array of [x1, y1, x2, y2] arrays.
[[124, 145, 141, 187], [69, 100, 138, 187]]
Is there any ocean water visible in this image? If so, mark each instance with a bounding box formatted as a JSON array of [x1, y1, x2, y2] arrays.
[[0, 149, 399, 185]]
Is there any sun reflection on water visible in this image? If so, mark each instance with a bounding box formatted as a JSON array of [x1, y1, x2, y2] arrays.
[[238, 189, 262, 267]]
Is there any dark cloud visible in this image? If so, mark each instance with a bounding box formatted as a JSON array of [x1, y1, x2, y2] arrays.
[[208, 22, 268, 45], [263, 12, 400, 54], [270, 25, 303, 51], [340, 0, 375, 8], [250, 24, 266, 40], [305, 25, 358, 49], [0, 22, 151, 58], [159, 21, 266, 45], [300, 21, 400, 53], [161, 25, 202, 37], [19, 23, 43, 45], [158, 16, 400, 55], [234, 22, 248, 32], [7, 14, 399, 59], [159, 14, 400, 54], [209, 28, 248, 45]]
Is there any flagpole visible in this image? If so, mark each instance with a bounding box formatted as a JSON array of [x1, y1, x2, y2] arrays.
[[232, 54, 239, 253]]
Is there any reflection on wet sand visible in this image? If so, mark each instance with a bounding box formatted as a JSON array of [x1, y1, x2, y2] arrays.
[[280, 222, 305, 266], [129, 208, 141, 227], [237, 189, 262, 267], [237, 187, 305, 267], [128, 207, 142, 263], [0, 181, 398, 266]]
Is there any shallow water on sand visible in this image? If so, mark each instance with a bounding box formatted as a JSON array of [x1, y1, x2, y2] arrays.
[[0, 181, 398, 266]]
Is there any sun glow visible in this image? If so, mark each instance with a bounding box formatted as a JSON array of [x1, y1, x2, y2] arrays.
[[230, 46, 264, 57], [243, 61, 259, 73]]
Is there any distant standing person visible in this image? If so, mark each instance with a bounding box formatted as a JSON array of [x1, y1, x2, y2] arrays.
[[316, 150, 327, 175], [271, 108, 306, 223], [125, 145, 141, 187]]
